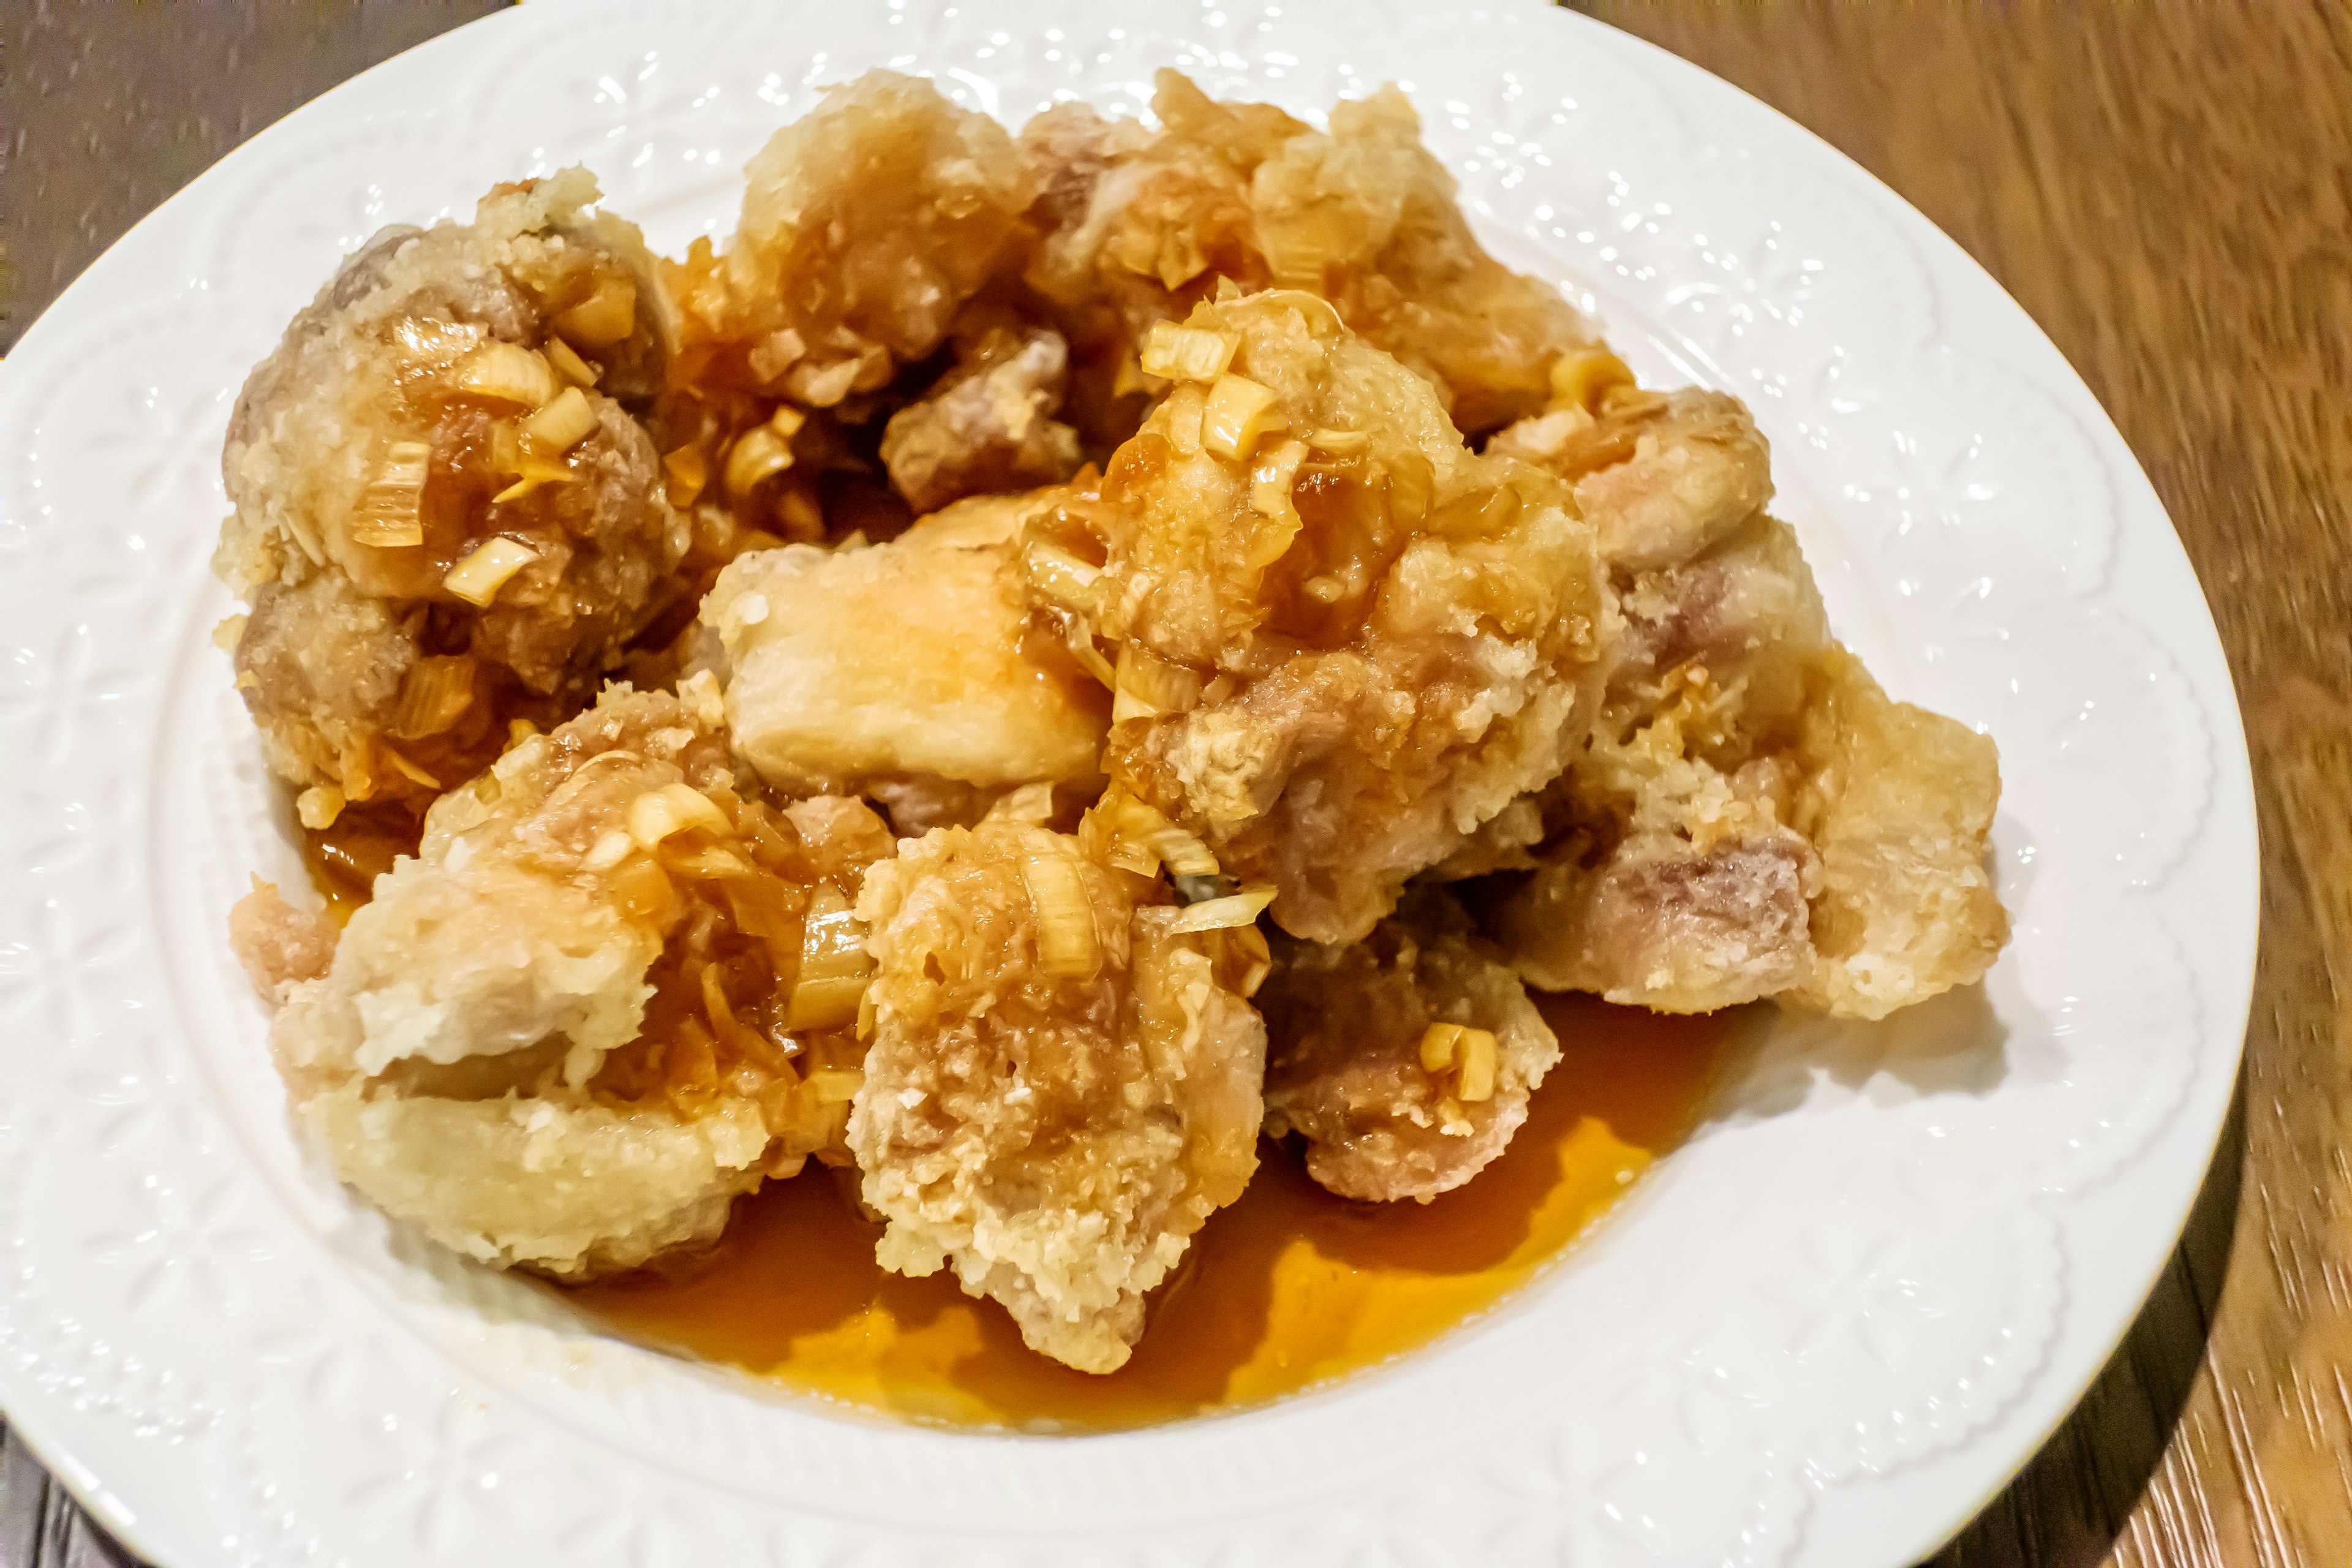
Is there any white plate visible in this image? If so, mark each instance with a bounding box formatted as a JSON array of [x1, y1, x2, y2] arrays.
[[0, 2, 2255, 1564]]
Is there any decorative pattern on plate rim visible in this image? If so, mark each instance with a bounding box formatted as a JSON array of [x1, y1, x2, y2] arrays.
[[0, 2, 2257, 1566]]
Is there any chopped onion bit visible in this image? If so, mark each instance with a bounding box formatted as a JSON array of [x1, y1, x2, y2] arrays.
[[1018, 849, 1101, 978], [454, 342, 558, 408], [1111, 643, 1205, 723], [583, 828, 635, 873], [1308, 426, 1371, 455], [789, 886, 875, 1030], [1061, 614, 1117, 690], [388, 655, 475, 740], [1200, 373, 1284, 461], [725, 424, 795, 499], [625, 782, 731, 849], [662, 444, 709, 508], [1139, 320, 1240, 382], [986, 782, 1058, 826], [441, 536, 540, 606], [1022, 541, 1103, 614], [1246, 438, 1308, 565], [520, 385, 598, 455], [351, 440, 432, 548], [803, 1068, 865, 1104], [544, 336, 601, 388], [1166, 884, 1275, 933], [552, 273, 638, 350], [1548, 345, 1635, 414]]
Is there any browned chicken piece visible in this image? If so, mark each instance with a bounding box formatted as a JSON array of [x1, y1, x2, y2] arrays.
[[217, 168, 684, 825], [1495, 517, 2007, 1017], [849, 803, 1268, 1373], [705, 491, 1109, 831], [1020, 289, 1610, 943], [1488, 372, 1773, 573], [258, 682, 890, 1278], [666, 70, 1036, 410], [1022, 70, 1602, 436], [880, 322, 1086, 513], [1261, 888, 1558, 1203]]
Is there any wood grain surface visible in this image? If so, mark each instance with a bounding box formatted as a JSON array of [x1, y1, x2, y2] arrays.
[[4, 4, 2348, 1566]]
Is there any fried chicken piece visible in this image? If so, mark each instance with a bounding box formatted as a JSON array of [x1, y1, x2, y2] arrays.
[[1779, 646, 2009, 1018], [706, 491, 1109, 827], [1022, 71, 1601, 435], [1261, 888, 1558, 1202], [666, 70, 1036, 410], [1489, 378, 1773, 572], [1495, 518, 2007, 1016], [879, 321, 1085, 513], [849, 808, 1267, 1373], [1022, 290, 1610, 943], [266, 683, 890, 1278], [217, 169, 685, 821]]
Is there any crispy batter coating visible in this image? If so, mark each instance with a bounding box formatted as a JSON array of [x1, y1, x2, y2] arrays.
[[1495, 517, 2007, 1016], [849, 812, 1267, 1373], [707, 491, 1109, 821], [667, 70, 1036, 409], [1023, 290, 1610, 943], [1023, 71, 1600, 434], [1490, 385, 1773, 572], [228, 877, 337, 1003], [1261, 889, 1558, 1203], [267, 685, 888, 1278], [217, 169, 685, 818]]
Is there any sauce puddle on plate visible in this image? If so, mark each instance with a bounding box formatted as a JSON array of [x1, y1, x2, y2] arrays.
[[568, 993, 1738, 1431]]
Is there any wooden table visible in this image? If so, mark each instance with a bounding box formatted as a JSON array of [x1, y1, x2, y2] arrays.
[[4, 5, 2346, 1564]]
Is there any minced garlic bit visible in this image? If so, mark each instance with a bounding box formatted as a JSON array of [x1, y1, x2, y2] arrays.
[[1417, 1022, 1500, 1103], [295, 784, 345, 830]]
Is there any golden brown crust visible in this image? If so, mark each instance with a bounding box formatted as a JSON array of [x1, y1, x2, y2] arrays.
[[850, 817, 1265, 1372]]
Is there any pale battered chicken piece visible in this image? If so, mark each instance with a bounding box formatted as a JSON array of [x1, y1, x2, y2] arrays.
[[1022, 290, 1610, 943], [263, 684, 890, 1278], [1261, 889, 1558, 1203], [217, 168, 684, 820], [706, 492, 1109, 827], [1496, 518, 2007, 1017], [1488, 379, 1773, 572], [879, 323, 1085, 512], [849, 810, 1267, 1373], [666, 70, 1036, 409], [1023, 71, 1601, 435]]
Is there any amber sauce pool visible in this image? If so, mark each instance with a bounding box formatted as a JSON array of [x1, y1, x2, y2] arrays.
[[565, 994, 1738, 1432], [300, 802, 423, 923]]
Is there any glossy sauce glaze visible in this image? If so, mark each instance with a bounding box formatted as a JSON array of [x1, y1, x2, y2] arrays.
[[567, 993, 1740, 1432], [301, 802, 423, 922]]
